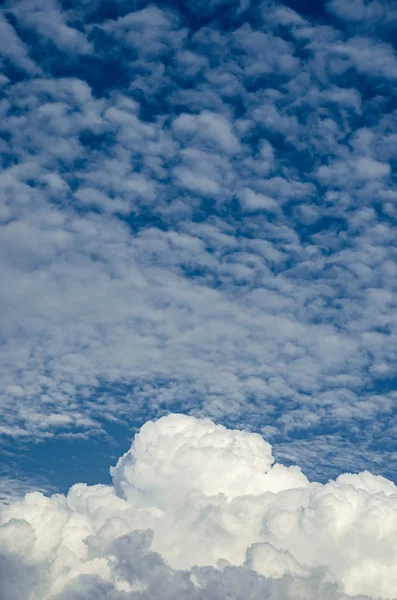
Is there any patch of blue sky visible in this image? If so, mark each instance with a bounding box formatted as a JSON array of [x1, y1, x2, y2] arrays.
[[1, 419, 130, 497]]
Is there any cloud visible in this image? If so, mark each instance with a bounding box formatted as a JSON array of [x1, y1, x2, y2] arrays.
[[0, 0, 396, 501], [172, 111, 241, 155], [0, 13, 40, 73], [1, 414, 397, 599], [8, 0, 92, 54], [327, 0, 397, 32], [98, 5, 186, 59], [329, 37, 397, 79]]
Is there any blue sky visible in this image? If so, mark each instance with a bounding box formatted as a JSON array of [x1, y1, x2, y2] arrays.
[[0, 0, 397, 501]]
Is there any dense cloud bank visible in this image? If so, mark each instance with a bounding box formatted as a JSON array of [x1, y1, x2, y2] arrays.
[[1, 414, 397, 599]]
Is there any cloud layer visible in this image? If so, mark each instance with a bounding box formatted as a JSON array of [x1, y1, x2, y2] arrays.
[[1, 414, 397, 599], [0, 0, 396, 491]]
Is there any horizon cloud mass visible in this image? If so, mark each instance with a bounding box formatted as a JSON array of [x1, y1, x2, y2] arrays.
[[1, 413, 397, 600]]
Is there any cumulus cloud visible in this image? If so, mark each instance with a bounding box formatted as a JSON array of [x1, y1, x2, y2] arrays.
[[1, 414, 397, 600]]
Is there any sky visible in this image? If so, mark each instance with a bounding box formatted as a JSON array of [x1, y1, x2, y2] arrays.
[[0, 0, 396, 597]]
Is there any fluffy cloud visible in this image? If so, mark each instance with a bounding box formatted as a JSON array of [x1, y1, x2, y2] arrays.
[[2, 414, 397, 600]]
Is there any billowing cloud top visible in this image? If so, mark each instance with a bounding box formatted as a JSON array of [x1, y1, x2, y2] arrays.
[[1, 414, 397, 599]]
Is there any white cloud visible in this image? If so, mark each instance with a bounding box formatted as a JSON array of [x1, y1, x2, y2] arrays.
[[238, 188, 278, 212], [329, 37, 397, 79], [9, 0, 92, 54], [353, 157, 391, 179], [172, 111, 241, 155], [0, 14, 40, 73], [327, 0, 397, 30], [99, 5, 186, 58], [1, 414, 397, 599], [173, 147, 232, 196]]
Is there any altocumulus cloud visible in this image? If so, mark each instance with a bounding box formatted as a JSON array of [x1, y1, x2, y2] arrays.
[[0, 0, 396, 484], [2, 414, 397, 599]]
